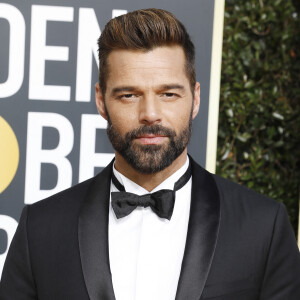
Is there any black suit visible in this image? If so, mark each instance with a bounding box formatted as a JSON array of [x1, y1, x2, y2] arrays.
[[1, 157, 300, 299]]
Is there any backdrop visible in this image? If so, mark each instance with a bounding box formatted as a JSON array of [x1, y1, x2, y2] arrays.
[[0, 0, 224, 277]]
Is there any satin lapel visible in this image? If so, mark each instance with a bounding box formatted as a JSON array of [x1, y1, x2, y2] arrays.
[[175, 158, 221, 300], [78, 160, 116, 300]]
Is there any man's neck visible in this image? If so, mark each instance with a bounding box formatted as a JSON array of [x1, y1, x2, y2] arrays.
[[114, 150, 188, 192]]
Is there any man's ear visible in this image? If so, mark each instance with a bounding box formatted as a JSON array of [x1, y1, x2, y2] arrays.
[[95, 82, 108, 120], [192, 82, 200, 119]]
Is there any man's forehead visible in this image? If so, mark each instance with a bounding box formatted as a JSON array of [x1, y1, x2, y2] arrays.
[[107, 46, 186, 68], [105, 46, 188, 87]]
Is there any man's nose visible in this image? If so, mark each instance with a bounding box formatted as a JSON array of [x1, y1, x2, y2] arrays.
[[138, 95, 162, 125]]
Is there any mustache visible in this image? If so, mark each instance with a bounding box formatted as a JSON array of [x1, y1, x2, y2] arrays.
[[125, 125, 176, 141]]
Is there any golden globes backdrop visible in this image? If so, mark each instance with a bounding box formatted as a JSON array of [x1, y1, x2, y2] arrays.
[[0, 0, 225, 277]]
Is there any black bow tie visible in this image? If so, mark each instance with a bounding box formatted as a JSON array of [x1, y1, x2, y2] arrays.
[[111, 159, 192, 220]]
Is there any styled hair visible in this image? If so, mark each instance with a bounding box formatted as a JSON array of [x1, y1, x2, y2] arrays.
[[98, 8, 195, 95]]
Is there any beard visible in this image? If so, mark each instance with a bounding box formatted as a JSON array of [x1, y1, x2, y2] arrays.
[[106, 110, 193, 174]]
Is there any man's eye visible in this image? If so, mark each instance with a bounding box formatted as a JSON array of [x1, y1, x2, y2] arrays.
[[118, 94, 136, 100], [162, 93, 178, 99]]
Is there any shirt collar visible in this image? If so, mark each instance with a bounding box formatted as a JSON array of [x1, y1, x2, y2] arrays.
[[112, 156, 190, 196]]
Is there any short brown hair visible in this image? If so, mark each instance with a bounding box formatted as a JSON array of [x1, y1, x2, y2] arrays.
[[98, 8, 195, 95]]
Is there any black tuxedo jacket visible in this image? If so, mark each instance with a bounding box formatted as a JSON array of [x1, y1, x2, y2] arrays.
[[1, 157, 300, 299]]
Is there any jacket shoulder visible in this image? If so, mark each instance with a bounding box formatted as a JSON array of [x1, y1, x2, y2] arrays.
[[212, 173, 280, 211], [29, 177, 94, 215]]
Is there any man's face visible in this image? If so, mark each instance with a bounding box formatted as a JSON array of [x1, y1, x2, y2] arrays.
[[96, 46, 200, 174]]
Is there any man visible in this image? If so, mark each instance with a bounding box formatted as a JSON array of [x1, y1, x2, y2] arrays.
[[1, 8, 300, 300]]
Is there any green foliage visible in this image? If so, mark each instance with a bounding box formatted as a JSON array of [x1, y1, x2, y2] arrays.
[[217, 0, 300, 233]]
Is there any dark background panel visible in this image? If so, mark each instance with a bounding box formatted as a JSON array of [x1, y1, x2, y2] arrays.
[[0, 1, 215, 225]]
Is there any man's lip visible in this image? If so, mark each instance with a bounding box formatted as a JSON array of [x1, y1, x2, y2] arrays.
[[136, 134, 166, 138], [135, 135, 168, 145]]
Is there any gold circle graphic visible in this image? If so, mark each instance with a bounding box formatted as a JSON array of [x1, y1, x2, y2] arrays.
[[0, 116, 20, 194]]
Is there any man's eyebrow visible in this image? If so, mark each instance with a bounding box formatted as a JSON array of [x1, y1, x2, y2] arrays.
[[111, 86, 138, 95], [158, 84, 185, 91], [110, 84, 185, 96]]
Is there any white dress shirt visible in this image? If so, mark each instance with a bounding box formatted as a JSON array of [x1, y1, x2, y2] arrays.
[[109, 157, 192, 300]]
